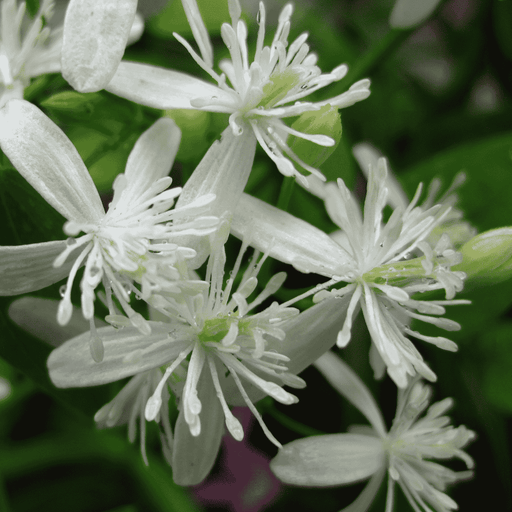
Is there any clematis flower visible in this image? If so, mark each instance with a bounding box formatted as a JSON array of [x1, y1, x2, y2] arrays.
[[106, 0, 371, 186], [271, 351, 475, 512], [0, 99, 217, 360], [46, 223, 354, 485], [0, 0, 62, 107], [231, 157, 469, 387]]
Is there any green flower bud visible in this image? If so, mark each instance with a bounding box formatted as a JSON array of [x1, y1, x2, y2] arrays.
[[40, 91, 102, 118], [456, 228, 512, 284], [287, 104, 342, 169]]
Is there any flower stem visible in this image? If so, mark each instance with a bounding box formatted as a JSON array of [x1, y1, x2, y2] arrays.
[[268, 406, 325, 438], [276, 176, 295, 212], [336, 28, 413, 93]]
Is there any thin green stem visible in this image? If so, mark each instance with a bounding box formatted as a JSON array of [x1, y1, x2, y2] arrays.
[[335, 28, 413, 95], [268, 406, 325, 438], [276, 176, 295, 212]]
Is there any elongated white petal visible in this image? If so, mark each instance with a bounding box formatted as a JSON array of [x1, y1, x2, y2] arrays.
[[107, 61, 231, 110], [270, 433, 384, 486], [340, 467, 387, 512], [123, 118, 181, 202], [180, 0, 213, 68], [62, 0, 138, 92], [231, 193, 354, 277], [174, 128, 257, 268], [9, 297, 107, 347], [47, 323, 191, 387], [172, 370, 224, 486], [0, 100, 104, 223], [389, 0, 442, 28], [0, 241, 76, 295], [314, 351, 387, 437]]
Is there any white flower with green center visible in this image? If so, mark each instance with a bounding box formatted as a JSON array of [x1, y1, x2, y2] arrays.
[[47, 232, 314, 485], [271, 351, 475, 512], [231, 157, 468, 387], [0, 100, 217, 360], [0, 0, 62, 107], [106, 0, 370, 186]]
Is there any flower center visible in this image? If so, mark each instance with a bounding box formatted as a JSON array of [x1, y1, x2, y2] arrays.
[[197, 315, 237, 344], [258, 68, 302, 110]]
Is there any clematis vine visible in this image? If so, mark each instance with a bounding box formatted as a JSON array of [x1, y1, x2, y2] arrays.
[[231, 156, 469, 387], [0, 0, 62, 107], [271, 351, 475, 512], [106, 0, 371, 186], [0, 99, 217, 360]]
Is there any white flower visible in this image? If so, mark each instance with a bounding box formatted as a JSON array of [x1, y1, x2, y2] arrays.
[[0, 100, 217, 360], [231, 157, 469, 387], [270, 351, 475, 512], [0, 0, 62, 107], [106, 0, 370, 185], [46, 230, 320, 484]]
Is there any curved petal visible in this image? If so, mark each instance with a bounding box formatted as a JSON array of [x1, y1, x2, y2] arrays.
[[231, 193, 354, 277], [0, 241, 75, 295], [62, 0, 138, 92], [8, 297, 107, 347], [172, 370, 225, 485], [174, 127, 257, 268], [107, 61, 232, 111], [314, 351, 387, 437], [340, 467, 386, 512], [0, 100, 104, 223], [122, 117, 181, 203], [270, 433, 384, 486], [47, 323, 192, 388]]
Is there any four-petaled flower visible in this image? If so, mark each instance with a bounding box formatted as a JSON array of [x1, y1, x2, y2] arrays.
[[106, 0, 370, 185], [271, 351, 475, 512], [0, 100, 216, 360]]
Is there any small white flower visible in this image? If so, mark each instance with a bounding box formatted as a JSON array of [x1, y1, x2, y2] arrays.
[[231, 157, 469, 387], [47, 231, 316, 484], [106, 0, 370, 185], [0, 0, 62, 107], [271, 351, 475, 512], [0, 100, 216, 359]]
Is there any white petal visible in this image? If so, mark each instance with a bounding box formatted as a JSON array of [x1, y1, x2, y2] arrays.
[[174, 128, 257, 268], [8, 297, 107, 347], [62, 0, 138, 92], [231, 193, 354, 277], [47, 323, 191, 387], [270, 433, 384, 486], [123, 117, 181, 202], [0, 100, 104, 223], [314, 351, 387, 437], [0, 241, 76, 295], [389, 0, 443, 28], [107, 61, 231, 110], [172, 370, 224, 485]]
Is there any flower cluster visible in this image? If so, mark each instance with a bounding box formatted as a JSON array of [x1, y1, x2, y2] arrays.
[[0, 0, 487, 509]]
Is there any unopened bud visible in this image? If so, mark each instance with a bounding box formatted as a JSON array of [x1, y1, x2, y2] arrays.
[[456, 228, 512, 285], [288, 105, 342, 169]]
